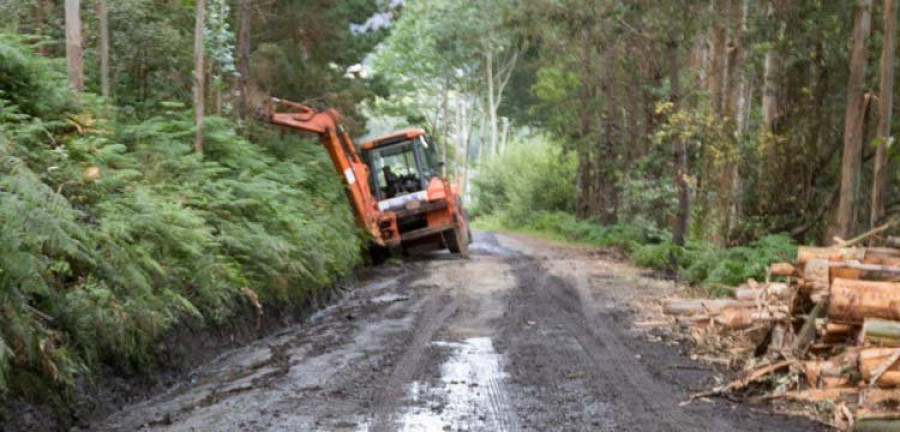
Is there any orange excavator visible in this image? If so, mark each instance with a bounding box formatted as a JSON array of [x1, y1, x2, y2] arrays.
[[260, 97, 470, 256]]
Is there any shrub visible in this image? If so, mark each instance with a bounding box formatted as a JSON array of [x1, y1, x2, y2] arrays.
[[471, 135, 576, 220]]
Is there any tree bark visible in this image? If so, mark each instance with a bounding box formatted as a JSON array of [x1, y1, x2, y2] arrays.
[[860, 347, 900, 386], [193, 0, 206, 155], [708, 0, 728, 113], [237, 0, 251, 119], [34, 0, 46, 55], [576, 149, 591, 219], [440, 73, 449, 175], [860, 318, 900, 346], [499, 117, 510, 156], [454, 95, 463, 179], [837, 0, 873, 239], [669, 40, 690, 247], [97, 0, 110, 98], [484, 45, 498, 160], [65, 0, 83, 92], [761, 2, 785, 134], [600, 48, 621, 224], [872, 0, 897, 230], [829, 278, 900, 324]]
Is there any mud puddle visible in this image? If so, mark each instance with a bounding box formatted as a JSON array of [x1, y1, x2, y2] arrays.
[[358, 337, 516, 432]]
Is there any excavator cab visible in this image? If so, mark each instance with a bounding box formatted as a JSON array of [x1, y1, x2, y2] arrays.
[[363, 129, 470, 256], [364, 132, 438, 201]]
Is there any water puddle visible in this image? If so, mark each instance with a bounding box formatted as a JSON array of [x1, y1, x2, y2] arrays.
[[359, 337, 516, 432], [468, 240, 516, 258]]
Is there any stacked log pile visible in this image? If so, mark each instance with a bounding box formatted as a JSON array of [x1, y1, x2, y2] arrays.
[[664, 245, 900, 431]]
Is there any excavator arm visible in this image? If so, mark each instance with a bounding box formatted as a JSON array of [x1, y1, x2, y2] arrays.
[[260, 98, 398, 246]]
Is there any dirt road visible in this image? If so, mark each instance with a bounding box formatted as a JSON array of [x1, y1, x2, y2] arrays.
[[93, 232, 826, 431]]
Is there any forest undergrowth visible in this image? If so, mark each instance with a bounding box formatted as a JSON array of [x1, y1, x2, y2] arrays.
[[0, 36, 361, 402]]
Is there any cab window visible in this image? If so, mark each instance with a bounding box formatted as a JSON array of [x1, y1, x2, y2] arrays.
[[370, 140, 420, 198]]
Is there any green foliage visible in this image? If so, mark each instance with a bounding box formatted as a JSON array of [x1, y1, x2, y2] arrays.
[[679, 234, 797, 289], [0, 38, 361, 394], [471, 135, 576, 220]]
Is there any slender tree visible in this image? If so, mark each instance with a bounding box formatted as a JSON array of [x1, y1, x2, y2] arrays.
[[670, 39, 690, 247], [193, 0, 205, 155], [64, 0, 83, 92], [761, 2, 785, 134], [871, 0, 897, 230], [97, 0, 110, 98], [237, 0, 251, 119], [837, 0, 872, 239]]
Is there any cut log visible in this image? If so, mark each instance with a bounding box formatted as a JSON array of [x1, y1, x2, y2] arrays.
[[804, 259, 831, 301], [860, 348, 900, 387], [828, 322, 857, 335], [866, 247, 900, 260], [663, 299, 758, 316], [862, 388, 900, 406], [770, 262, 797, 277], [768, 388, 858, 403], [716, 308, 788, 329], [861, 319, 900, 346], [798, 246, 866, 265], [733, 282, 794, 301], [821, 322, 858, 344], [829, 279, 900, 324], [830, 262, 900, 283]]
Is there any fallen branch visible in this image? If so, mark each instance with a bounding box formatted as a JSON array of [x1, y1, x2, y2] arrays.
[[688, 360, 798, 401], [836, 218, 898, 248], [870, 349, 900, 387]]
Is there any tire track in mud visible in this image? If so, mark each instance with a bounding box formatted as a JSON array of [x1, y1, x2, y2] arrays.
[[529, 268, 729, 431], [495, 237, 824, 432], [366, 293, 460, 432]]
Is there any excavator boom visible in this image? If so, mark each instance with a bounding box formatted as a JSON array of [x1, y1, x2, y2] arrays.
[[261, 98, 387, 244]]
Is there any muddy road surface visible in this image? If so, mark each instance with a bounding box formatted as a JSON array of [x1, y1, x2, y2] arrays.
[[93, 232, 825, 432]]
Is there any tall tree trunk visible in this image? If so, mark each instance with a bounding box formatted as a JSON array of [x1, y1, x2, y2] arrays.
[[872, 0, 897, 230], [34, 0, 46, 55], [462, 96, 476, 197], [97, 0, 110, 98], [476, 99, 487, 167], [599, 50, 621, 225], [577, 150, 592, 219], [484, 44, 498, 160], [499, 117, 510, 156], [761, 2, 785, 134], [193, 0, 206, 155], [708, 0, 728, 113], [64, 0, 83, 92], [627, 66, 642, 161], [722, 0, 748, 242], [440, 74, 449, 175], [837, 0, 873, 239], [669, 40, 690, 247], [237, 0, 251, 119]]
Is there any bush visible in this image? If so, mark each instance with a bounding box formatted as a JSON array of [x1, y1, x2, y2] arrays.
[[471, 135, 576, 220]]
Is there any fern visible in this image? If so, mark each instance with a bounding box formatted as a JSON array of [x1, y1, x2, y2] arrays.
[[0, 38, 362, 394]]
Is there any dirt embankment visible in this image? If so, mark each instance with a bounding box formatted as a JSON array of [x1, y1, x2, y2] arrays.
[[65, 232, 829, 431]]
